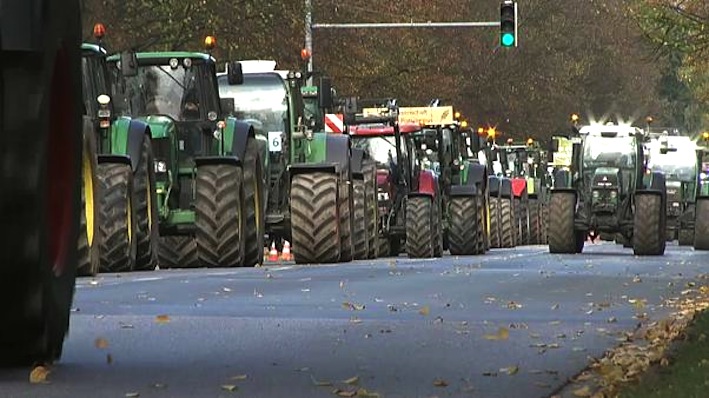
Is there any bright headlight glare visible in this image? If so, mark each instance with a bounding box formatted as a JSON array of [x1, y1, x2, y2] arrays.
[[154, 160, 167, 173]]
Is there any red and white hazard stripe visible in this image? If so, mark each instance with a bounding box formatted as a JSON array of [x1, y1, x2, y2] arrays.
[[324, 113, 344, 133]]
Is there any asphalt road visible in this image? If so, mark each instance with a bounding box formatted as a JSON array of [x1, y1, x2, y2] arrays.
[[2, 242, 708, 398]]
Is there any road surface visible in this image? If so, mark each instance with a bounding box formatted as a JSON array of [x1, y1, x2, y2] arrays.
[[2, 242, 707, 398]]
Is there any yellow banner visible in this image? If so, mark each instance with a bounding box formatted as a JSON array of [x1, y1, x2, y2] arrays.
[[362, 106, 455, 126]]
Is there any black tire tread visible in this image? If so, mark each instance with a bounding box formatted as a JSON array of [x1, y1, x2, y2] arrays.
[[98, 163, 136, 272], [406, 196, 434, 258], [633, 194, 666, 255], [548, 192, 577, 253], [242, 138, 265, 267], [693, 198, 709, 250], [448, 196, 479, 255], [133, 134, 159, 271], [290, 173, 341, 263], [352, 180, 368, 260], [195, 164, 244, 267], [158, 236, 199, 268], [77, 127, 101, 276]]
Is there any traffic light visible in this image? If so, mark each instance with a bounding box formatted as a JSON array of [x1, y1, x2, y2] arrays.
[[500, 1, 518, 48]]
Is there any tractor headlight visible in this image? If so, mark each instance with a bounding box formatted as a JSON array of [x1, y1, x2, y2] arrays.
[[610, 191, 617, 199], [154, 160, 167, 173], [592, 190, 600, 199], [672, 202, 680, 208], [378, 192, 390, 201]]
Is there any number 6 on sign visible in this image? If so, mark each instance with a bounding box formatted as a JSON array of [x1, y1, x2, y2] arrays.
[[268, 131, 283, 152]]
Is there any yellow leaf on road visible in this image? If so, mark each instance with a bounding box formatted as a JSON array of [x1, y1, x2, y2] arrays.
[[29, 365, 50, 384], [419, 306, 430, 316], [221, 385, 238, 392], [484, 327, 510, 341], [94, 337, 109, 349], [572, 385, 592, 397], [500, 365, 519, 375], [433, 378, 448, 387], [343, 376, 359, 385], [155, 314, 171, 324], [230, 374, 248, 381]]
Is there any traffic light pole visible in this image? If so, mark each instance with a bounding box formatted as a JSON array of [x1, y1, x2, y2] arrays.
[[304, 0, 508, 75]]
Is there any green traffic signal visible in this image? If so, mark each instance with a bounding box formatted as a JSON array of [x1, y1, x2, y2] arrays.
[[501, 32, 515, 47]]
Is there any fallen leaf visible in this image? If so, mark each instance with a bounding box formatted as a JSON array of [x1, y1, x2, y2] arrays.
[[155, 314, 170, 324], [333, 389, 357, 397], [551, 303, 559, 310], [572, 386, 592, 397], [633, 275, 642, 283], [607, 317, 617, 323], [350, 317, 363, 324], [419, 306, 430, 316], [482, 371, 498, 377], [355, 388, 381, 398], [660, 357, 669, 367], [94, 337, 109, 349], [231, 374, 248, 381], [295, 367, 310, 372], [342, 302, 365, 311], [343, 376, 359, 385], [339, 280, 345, 289], [549, 320, 561, 326], [221, 385, 238, 392], [29, 366, 50, 384], [222, 287, 232, 292], [311, 375, 333, 387], [119, 322, 134, 329], [506, 301, 523, 309], [500, 365, 519, 375], [433, 378, 448, 387], [125, 393, 140, 398], [484, 327, 510, 341], [107, 353, 113, 364]]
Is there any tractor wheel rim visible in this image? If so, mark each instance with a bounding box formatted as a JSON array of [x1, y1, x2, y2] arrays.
[[83, 142, 95, 247]]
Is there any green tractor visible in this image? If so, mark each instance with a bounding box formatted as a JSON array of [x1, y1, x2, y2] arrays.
[[218, 60, 354, 264], [80, 27, 158, 275], [547, 123, 667, 255], [108, 45, 263, 268], [449, 122, 490, 255]]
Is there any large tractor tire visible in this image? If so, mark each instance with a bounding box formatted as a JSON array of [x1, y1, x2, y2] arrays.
[[514, 198, 528, 246], [433, 199, 444, 257], [693, 198, 709, 250], [338, 181, 354, 263], [290, 172, 341, 263], [98, 163, 137, 272], [528, 199, 541, 245], [242, 138, 265, 267], [158, 236, 199, 268], [362, 161, 379, 259], [476, 196, 488, 254], [540, 203, 549, 244], [352, 180, 368, 260], [195, 164, 245, 267], [0, 0, 82, 365], [633, 193, 666, 255], [548, 192, 577, 253], [499, 198, 516, 248], [77, 121, 101, 276], [133, 134, 159, 271], [448, 196, 479, 255], [405, 196, 435, 258], [489, 198, 501, 248]]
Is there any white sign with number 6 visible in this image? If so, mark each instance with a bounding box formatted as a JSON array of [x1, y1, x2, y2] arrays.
[[268, 131, 283, 152]]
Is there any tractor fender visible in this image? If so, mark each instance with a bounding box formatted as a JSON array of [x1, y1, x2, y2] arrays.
[[109, 117, 152, 172], [500, 178, 513, 199], [553, 169, 572, 189], [511, 178, 527, 199], [414, 170, 438, 197], [97, 154, 131, 165], [325, 133, 351, 179], [467, 163, 487, 190], [351, 147, 365, 179], [229, 119, 254, 162], [641, 171, 666, 194], [450, 184, 478, 197], [488, 175, 501, 197], [194, 156, 241, 167]]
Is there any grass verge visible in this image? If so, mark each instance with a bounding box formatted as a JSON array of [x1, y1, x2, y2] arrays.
[[619, 308, 709, 398]]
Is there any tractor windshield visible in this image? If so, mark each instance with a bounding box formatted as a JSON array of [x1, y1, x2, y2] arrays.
[[352, 136, 403, 167], [218, 73, 288, 134], [122, 64, 201, 121], [583, 135, 637, 170], [647, 141, 697, 181], [81, 55, 110, 117]]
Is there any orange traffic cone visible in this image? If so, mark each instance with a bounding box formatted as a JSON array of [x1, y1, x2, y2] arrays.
[[281, 241, 292, 261], [268, 242, 279, 262]]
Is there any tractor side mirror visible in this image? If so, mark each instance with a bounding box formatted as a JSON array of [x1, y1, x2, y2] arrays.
[[220, 98, 235, 117], [120, 51, 138, 77], [318, 77, 333, 109], [343, 97, 358, 125], [227, 62, 244, 85], [549, 138, 559, 153]]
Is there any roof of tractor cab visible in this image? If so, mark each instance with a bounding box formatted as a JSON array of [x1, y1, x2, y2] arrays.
[[579, 124, 642, 137], [81, 43, 107, 55], [349, 123, 422, 136], [106, 52, 214, 64]]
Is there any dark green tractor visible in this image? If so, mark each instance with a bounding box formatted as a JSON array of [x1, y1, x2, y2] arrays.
[[548, 123, 667, 255], [81, 39, 158, 275], [109, 51, 262, 268], [218, 62, 355, 264]]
